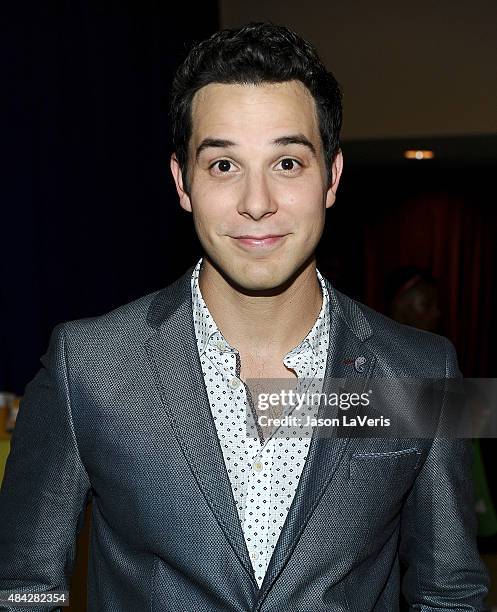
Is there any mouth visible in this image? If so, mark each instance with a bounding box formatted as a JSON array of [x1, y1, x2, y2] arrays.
[[230, 235, 288, 250]]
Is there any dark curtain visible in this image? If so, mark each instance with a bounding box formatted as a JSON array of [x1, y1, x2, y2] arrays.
[[317, 161, 497, 377], [1, 3, 218, 394], [361, 179, 496, 377]]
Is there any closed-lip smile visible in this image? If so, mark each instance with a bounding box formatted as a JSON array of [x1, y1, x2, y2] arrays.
[[234, 234, 284, 239], [231, 234, 288, 250]]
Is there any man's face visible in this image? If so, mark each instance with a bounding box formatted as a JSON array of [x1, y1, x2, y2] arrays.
[[170, 80, 343, 291]]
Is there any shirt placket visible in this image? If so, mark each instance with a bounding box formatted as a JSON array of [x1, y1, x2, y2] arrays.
[[245, 437, 274, 583]]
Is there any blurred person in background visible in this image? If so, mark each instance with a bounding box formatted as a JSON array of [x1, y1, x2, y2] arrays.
[[385, 266, 441, 333]]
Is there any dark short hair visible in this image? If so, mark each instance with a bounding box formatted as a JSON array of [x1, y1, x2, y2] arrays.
[[170, 22, 342, 191], [385, 266, 438, 311]]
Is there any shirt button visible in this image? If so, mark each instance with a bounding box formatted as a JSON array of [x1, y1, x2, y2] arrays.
[[229, 377, 241, 389], [251, 552, 259, 560], [215, 339, 227, 351], [253, 460, 263, 472]]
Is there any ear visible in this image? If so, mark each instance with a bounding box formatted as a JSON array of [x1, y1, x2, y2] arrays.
[[325, 149, 344, 210], [170, 154, 192, 213]]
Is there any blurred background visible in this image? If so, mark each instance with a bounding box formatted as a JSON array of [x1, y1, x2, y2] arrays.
[[1, 1, 496, 609]]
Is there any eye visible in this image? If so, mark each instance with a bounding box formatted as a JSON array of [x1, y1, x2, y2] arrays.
[[210, 159, 235, 173], [275, 158, 301, 172]]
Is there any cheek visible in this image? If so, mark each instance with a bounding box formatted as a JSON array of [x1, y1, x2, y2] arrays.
[[277, 174, 324, 205], [280, 184, 326, 228], [190, 179, 244, 237], [191, 197, 231, 239]]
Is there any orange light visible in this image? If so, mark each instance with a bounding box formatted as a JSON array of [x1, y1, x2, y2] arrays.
[[403, 149, 435, 160]]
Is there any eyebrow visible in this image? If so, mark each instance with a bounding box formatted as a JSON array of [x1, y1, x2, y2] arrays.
[[195, 138, 237, 160], [272, 134, 316, 156], [195, 133, 316, 160]]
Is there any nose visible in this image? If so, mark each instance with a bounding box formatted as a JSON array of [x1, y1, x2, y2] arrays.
[[236, 169, 278, 220]]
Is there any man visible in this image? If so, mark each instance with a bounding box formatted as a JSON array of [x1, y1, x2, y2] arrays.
[[385, 266, 441, 333], [0, 22, 489, 611]]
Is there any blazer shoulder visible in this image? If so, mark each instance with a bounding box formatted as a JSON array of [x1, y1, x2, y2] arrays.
[[333, 287, 457, 378]]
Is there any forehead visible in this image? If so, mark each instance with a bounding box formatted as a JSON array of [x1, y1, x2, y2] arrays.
[[189, 80, 320, 146]]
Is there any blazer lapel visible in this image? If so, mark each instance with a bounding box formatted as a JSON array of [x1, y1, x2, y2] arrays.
[[144, 267, 258, 590], [257, 279, 378, 604]]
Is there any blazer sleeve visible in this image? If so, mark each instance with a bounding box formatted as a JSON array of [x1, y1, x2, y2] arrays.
[[399, 338, 490, 610], [0, 324, 92, 611]]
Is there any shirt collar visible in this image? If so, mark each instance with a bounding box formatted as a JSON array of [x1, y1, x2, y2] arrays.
[[191, 257, 329, 358]]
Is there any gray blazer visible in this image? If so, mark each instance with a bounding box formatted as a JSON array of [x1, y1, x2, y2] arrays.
[[0, 266, 490, 611]]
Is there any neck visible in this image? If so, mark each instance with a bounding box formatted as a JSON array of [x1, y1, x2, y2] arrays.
[[198, 256, 323, 357]]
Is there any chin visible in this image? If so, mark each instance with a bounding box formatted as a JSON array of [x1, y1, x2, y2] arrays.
[[204, 243, 313, 294], [225, 260, 298, 294]]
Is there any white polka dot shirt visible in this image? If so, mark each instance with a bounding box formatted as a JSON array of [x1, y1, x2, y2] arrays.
[[191, 258, 330, 586]]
